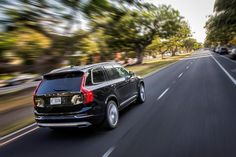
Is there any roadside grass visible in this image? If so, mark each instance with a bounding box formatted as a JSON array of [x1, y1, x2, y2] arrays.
[[0, 74, 16, 80], [127, 53, 191, 76], [0, 88, 35, 137], [0, 88, 34, 113], [0, 115, 34, 137]]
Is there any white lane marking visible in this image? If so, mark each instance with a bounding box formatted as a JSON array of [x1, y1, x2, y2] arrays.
[[0, 123, 36, 141], [186, 66, 189, 69], [102, 146, 115, 157], [0, 127, 38, 147], [157, 88, 169, 100], [211, 55, 236, 85], [178, 73, 183, 78], [220, 55, 236, 63]]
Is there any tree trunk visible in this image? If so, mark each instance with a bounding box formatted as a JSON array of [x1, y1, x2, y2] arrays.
[[124, 51, 128, 64], [172, 46, 178, 56], [135, 47, 144, 64]]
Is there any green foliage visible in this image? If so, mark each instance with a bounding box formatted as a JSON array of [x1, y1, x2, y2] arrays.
[[0, 33, 16, 55], [0, 0, 198, 70], [15, 28, 50, 65], [104, 4, 183, 63], [205, 0, 236, 46]]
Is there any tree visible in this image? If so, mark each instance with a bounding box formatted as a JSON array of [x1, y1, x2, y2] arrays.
[[0, 0, 131, 72], [105, 4, 183, 64], [146, 38, 174, 59], [166, 21, 191, 56], [0, 0, 113, 53], [183, 38, 197, 53], [0, 33, 16, 60], [13, 28, 51, 65], [205, 0, 236, 46]]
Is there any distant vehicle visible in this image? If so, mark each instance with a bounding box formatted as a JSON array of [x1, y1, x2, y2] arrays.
[[33, 62, 145, 130], [5, 74, 36, 86], [229, 48, 236, 60], [214, 47, 220, 53], [212, 47, 217, 52], [216, 47, 228, 55]]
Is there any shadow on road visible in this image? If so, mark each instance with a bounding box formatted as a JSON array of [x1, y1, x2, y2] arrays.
[[45, 102, 139, 140]]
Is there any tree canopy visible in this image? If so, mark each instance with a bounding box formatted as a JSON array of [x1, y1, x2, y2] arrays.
[[0, 0, 200, 73], [205, 0, 236, 46], [104, 4, 184, 64]]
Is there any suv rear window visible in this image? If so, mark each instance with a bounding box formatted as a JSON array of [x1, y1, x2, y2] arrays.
[[36, 72, 83, 95]]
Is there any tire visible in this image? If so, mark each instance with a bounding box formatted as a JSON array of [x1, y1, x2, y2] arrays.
[[103, 100, 119, 130], [137, 83, 145, 103]]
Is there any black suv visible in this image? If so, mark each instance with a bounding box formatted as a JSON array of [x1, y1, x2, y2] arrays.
[[33, 62, 145, 129]]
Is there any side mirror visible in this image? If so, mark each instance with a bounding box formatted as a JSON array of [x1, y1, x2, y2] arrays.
[[129, 71, 135, 76]]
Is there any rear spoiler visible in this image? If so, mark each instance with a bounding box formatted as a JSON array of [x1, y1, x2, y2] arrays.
[[43, 71, 84, 80]]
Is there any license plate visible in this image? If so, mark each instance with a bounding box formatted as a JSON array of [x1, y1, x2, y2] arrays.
[[50, 97, 61, 105]]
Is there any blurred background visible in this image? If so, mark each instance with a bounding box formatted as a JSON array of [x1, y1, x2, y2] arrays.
[[0, 0, 204, 136], [0, 0, 202, 84]]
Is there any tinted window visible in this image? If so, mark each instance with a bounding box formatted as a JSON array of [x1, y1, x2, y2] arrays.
[[116, 67, 129, 77], [36, 72, 83, 95], [105, 65, 121, 80], [85, 70, 92, 86], [92, 67, 106, 83]]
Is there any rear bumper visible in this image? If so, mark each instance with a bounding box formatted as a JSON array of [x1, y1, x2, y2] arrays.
[[34, 110, 104, 128], [37, 122, 92, 128]]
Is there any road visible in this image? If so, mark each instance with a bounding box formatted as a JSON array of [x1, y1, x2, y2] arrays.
[[1, 50, 236, 157]]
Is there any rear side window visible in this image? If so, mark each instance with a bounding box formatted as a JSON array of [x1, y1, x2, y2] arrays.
[[116, 67, 129, 77], [85, 70, 92, 86], [104, 65, 122, 80], [92, 67, 106, 84], [36, 72, 83, 95]]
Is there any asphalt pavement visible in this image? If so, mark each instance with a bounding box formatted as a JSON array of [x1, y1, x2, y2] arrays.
[[0, 50, 236, 157]]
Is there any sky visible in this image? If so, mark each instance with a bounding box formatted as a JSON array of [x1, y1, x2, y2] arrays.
[[146, 0, 215, 43]]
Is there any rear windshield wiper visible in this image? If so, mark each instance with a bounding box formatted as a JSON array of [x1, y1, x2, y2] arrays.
[[53, 89, 68, 92]]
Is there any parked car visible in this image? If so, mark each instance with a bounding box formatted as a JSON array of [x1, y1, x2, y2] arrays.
[[33, 62, 145, 130], [214, 47, 220, 53], [212, 47, 216, 52], [217, 47, 228, 55], [229, 48, 236, 60]]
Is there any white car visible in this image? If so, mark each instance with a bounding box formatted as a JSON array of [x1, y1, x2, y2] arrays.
[[229, 48, 236, 60]]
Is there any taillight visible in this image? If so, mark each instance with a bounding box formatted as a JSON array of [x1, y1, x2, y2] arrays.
[[81, 86, 94, 104], [33, 80, 42, 107], [34, 97, 45, 107], [80, 74, 94, 104]]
